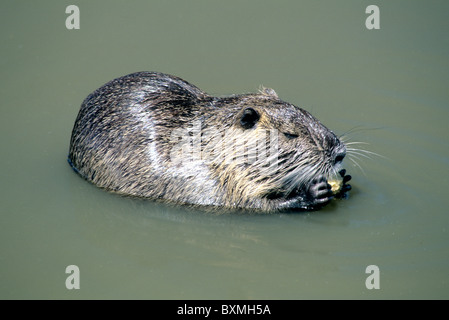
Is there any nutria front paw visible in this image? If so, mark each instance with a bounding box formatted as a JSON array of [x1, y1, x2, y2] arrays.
[[308, 175, 334, 208], [334, 169, 352, 199]]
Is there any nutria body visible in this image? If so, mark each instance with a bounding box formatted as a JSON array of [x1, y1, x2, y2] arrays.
[[68, 71, 351, 212]]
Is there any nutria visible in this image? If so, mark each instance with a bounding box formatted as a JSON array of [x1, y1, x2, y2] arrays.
[[68, 71, 351, 212]]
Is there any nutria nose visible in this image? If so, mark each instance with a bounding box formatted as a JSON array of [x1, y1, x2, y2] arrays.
[[334, 152, 346, 165]]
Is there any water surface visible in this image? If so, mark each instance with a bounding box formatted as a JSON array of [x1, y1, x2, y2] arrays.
[[1, 0, 448, 299]]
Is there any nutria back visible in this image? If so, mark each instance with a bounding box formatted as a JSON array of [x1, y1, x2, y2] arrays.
[[68, 71, 351, 212]]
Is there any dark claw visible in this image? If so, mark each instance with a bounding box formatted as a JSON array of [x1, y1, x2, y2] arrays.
[[315, 195, 334, 204], [308, 175, 333, 207], [306, 170, 352, 208], [335, 170, 352, 199], [318, 183, 330, 191]]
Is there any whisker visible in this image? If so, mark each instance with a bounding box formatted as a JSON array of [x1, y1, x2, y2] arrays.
[[347, 149, 374, 160], [339, 126, 385, 140], [348, 156, 366, 176], [347, 148, 386, 159], [338, 126, 367, 140], [346, 153, 365, 163], [344, 141, 370, 146]]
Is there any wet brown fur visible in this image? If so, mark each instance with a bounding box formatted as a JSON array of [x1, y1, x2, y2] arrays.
[[68, 72, 348, 212]]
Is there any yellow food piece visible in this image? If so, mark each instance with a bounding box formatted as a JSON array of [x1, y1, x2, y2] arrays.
[[328, 179, 343, 194]]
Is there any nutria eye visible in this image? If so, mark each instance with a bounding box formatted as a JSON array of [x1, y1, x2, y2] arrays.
[[240, 107, 260, 129], [284, 132, 299, 139]]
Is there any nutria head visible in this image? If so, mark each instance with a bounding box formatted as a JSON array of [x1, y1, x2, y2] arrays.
[[195, 88, 350, 211]]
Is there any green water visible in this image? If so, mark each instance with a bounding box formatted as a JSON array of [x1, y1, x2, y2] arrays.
[[1, 0, 448, 299]]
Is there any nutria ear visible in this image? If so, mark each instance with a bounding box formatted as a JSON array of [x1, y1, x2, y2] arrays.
[[240, 107, 260, 129], [259, 86, 278, 98]]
